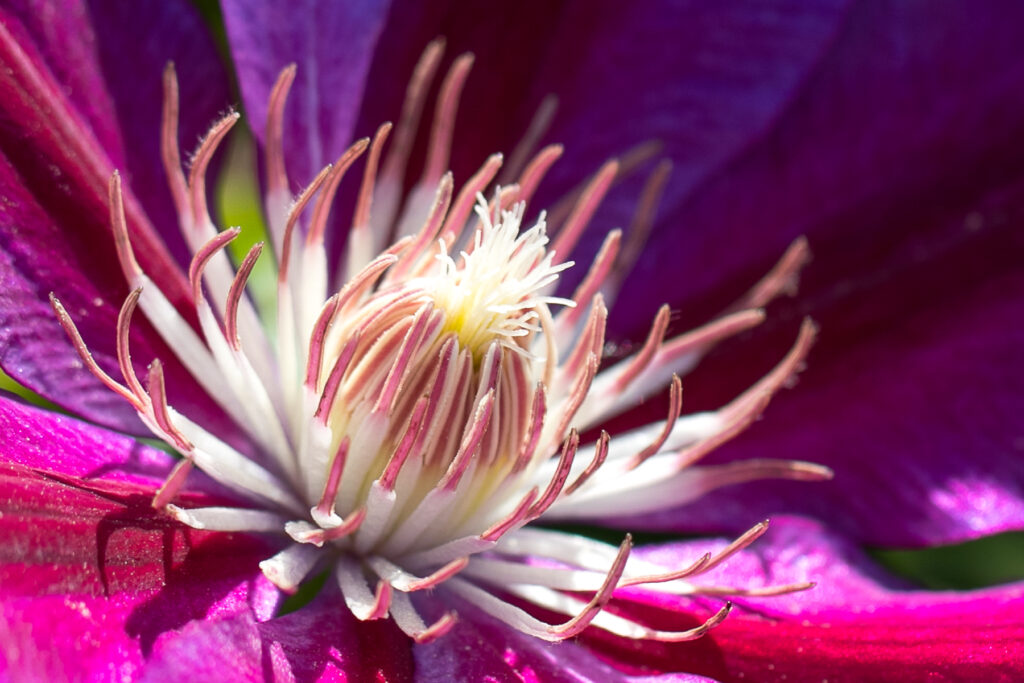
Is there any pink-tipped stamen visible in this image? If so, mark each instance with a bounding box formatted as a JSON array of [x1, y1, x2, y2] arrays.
[[187, 227, 240, 304], [628, 374, 683, 468], [159, 63, 190, 225], [420, 53, 474, 187], [500, 95, 558, 185], [49, 295, 140, 407], [314, 436, 350, 519], [307, 138, 370, 247], [550, 159, 618, 263], [187, 112, 239, 234], [277, 163, 335, 282], [613, 304, 670, 392], [224, 242, 264, 351], [564, 430, 610, 496], [526, 430, 579, 518]]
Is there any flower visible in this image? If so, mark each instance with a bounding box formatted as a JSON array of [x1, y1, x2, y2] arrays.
[[2, 1, 1024, 681], [49, 25, 831, 644]]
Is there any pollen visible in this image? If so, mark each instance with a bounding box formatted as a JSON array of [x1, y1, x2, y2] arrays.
[[428, 200, 573, 361]]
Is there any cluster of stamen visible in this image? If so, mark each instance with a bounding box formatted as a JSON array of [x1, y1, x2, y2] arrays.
[[53, 39, 830, 644]]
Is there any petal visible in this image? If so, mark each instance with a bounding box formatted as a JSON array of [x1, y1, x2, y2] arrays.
[[621, 228, 1024, 546], [2, 0, 231, 258], [0, 394, 272, 597], [259, 591, 415, 683], [0, 445, 281, 680], [221, 0, 394, 187], [0, 1, 245, 443], [581, 517, 1024, 682], [559, 1, 1024, 546], [141, 612, 265, 683]]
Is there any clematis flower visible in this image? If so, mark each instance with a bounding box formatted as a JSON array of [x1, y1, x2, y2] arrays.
[[1, 1, 1023, 681]]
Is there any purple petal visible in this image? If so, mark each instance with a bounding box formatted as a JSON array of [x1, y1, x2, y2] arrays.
[[630, 262, 1024, 546], [582, 517, 1024, 682], [0, 2, 246, 443], [222, 0, 394, 188], [528, 0, 1024, 546]]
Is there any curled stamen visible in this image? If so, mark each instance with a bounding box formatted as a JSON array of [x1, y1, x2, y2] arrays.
[[188, 112, 239, 235], [629, 374, 683, 468], [564, 430, 610, 496], [308, 138, 370, 247], [225, 242, 264, 351], [265, 64, 298, 245], [277, 163, 335, 282]]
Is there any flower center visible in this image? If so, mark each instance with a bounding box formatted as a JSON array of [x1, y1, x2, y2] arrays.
[[52, 40, 830, 645]]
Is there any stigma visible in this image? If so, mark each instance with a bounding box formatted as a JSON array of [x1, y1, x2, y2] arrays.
[[52, 39, 831, 644]]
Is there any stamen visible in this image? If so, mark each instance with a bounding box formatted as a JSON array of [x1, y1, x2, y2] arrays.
[[108, 172, 143, 284], [160, 63, 190, 226], [188, 112, 239, 238], [726, 236, 811, 313], [49, 295, 139, 407], [277, 163, 334, 282], [564, 430, 610, 495], [378, 39, 446, 200], [265, 64, 298, 248], [146, 359, 193, 451], [551, 159, 618, 263], [421, 53, 474, 187], [628, 374, 682, 468], [314, 437, 349, 520], [307, 137, 370, 247], [613, 304, 671, 392], [500, 95, 558, 185], [437, 154, 503, 249], [606, 159, 672, 302], [347, 122, 393, 275], [187, 227, 240, 303], [152, 459, 194, 509], [224, 242, 264, 351], [515, 144, 563, 209], [115, 288, 147, 400]]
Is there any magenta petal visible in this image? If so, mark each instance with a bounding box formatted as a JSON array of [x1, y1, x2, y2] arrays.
[[258, 592, 415, 682], [582, 517, 1024, 682], [1, 593, 147, 681], [0, 412, 280, 680], [222, 0, 394, 187]]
